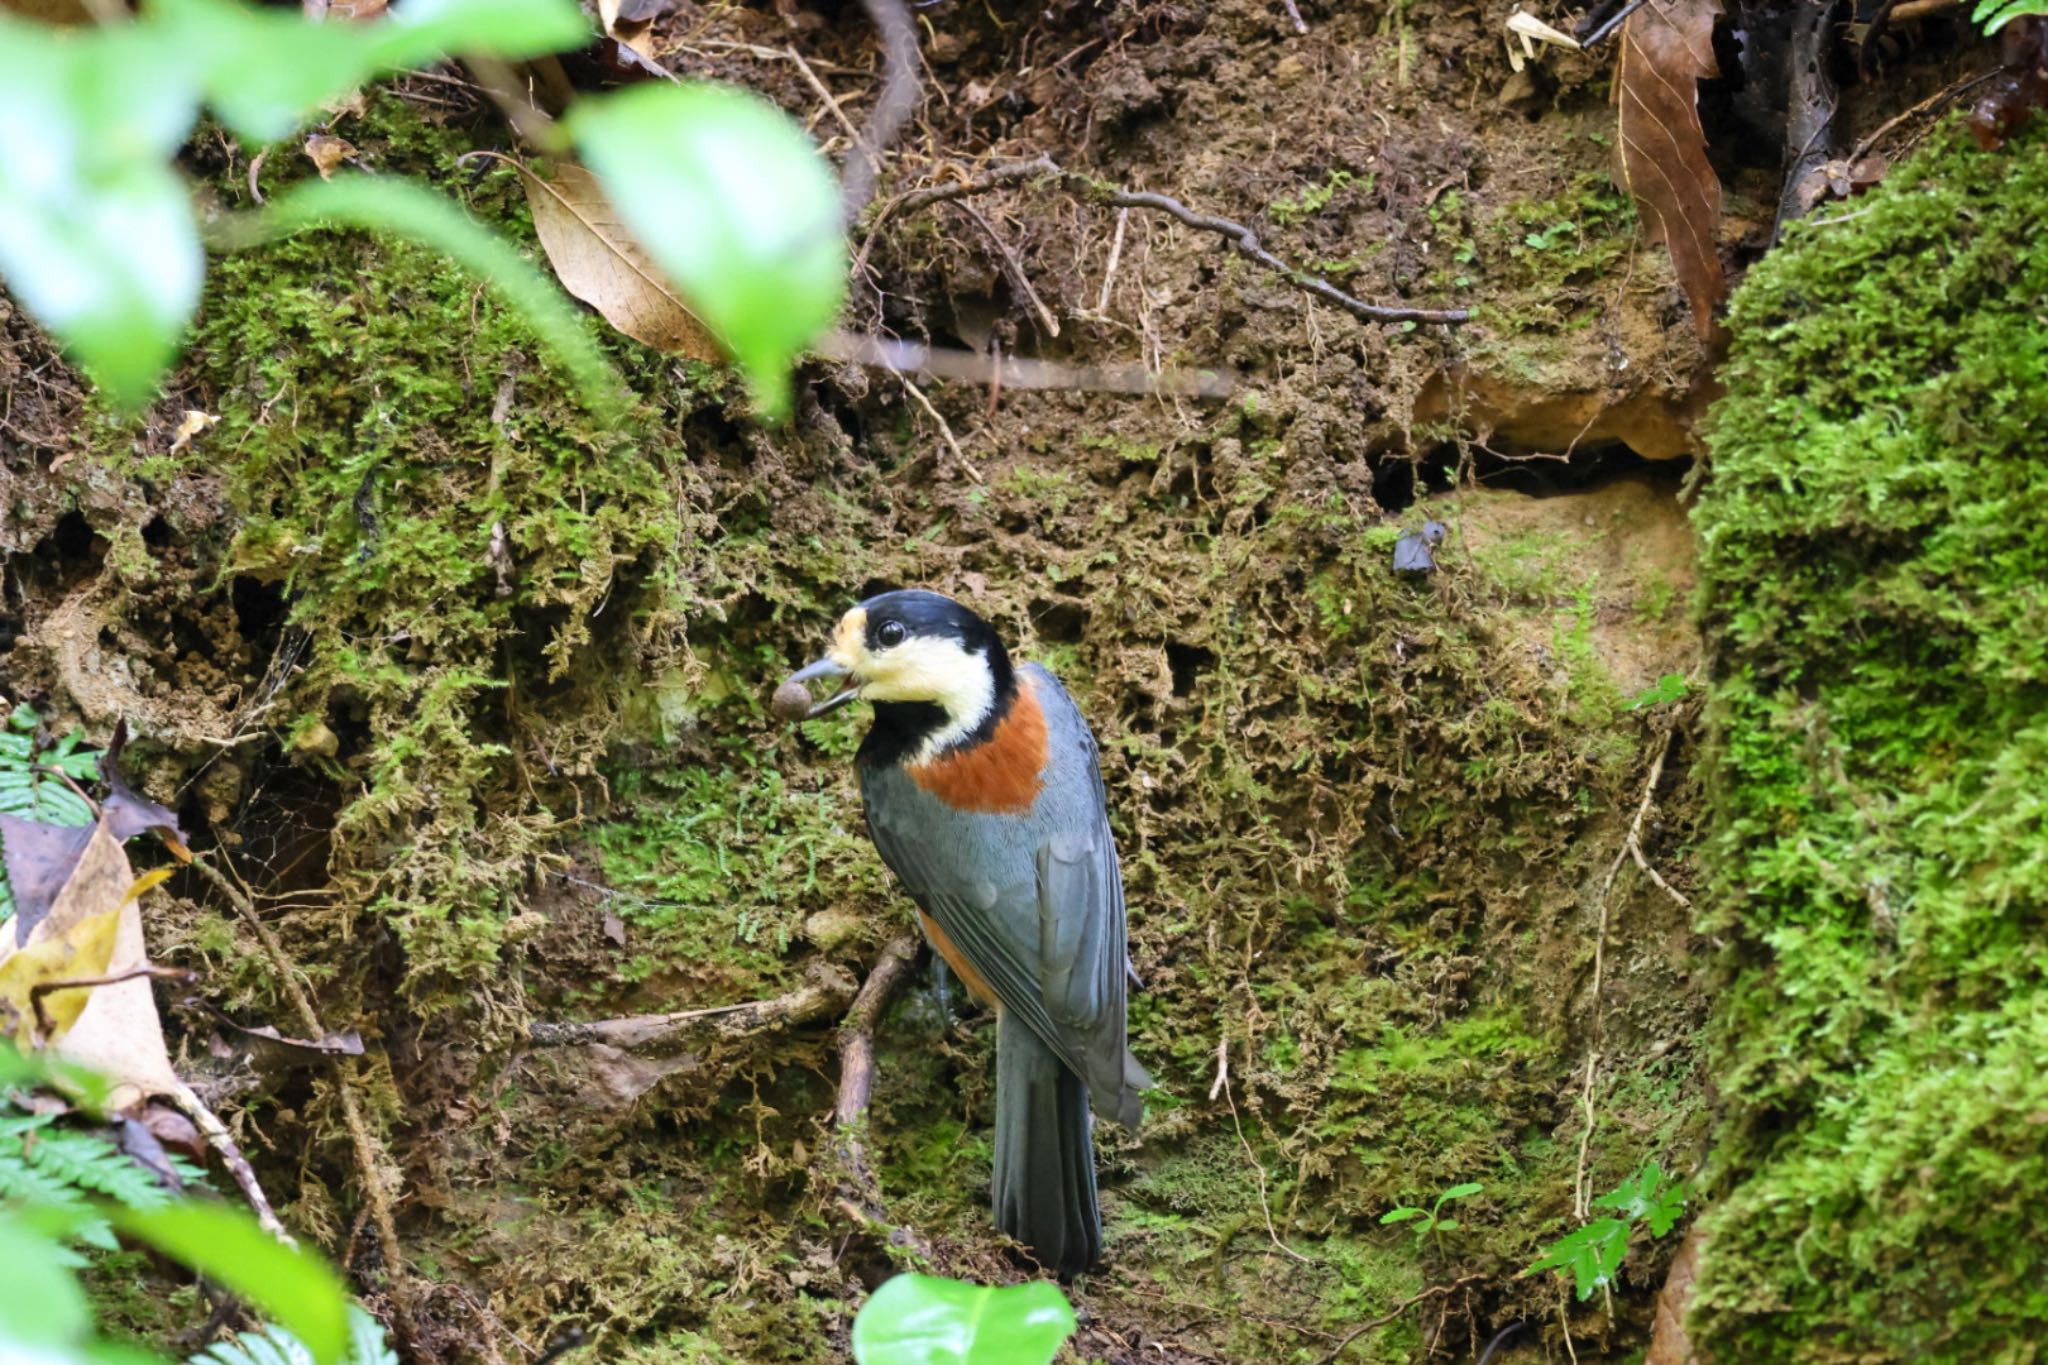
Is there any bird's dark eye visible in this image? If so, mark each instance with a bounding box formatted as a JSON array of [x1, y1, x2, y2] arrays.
[[877, 620, 906, 648]]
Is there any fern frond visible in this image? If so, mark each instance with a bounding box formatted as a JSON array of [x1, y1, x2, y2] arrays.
[[187, 1305, 398, 1365], [28, 1126, 176, 1211]]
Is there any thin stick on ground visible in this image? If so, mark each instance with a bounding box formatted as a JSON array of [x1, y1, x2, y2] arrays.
[[1311, 1275, 1487, 1365], [1090, 206, 1131, 317], [948, 200, 1061, 337], [167, 1079, 294, 1246], [893, 372, 983, 483], [526, 964, 855, 1049], [184, 850, 408, 1294], [828, 935, 923, 1247], [1212, 1035, 1311, 1264], [1573, 723, 1686, 1215], [839, 0, 920, 223], [865, 155, 1470, 326]]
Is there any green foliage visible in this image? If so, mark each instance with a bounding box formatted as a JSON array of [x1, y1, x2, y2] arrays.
[[1972, 0, 2047, 32], [187, 1306, 398, 1365], [565, 82, 846, 417], [1, 1048, 356, 1365], [850, 1274, 1076, 1365], [252, 175, 621, 413], [1692, 118, 2048, 1356], [0, 0, 841, 411], [1269, 169, 1358, 226], [1378, 1181, 1482, 1242], [1525, 1162, 1685, 1301], [0, 704, 104, 925], [1624, 672, 1689, 711]]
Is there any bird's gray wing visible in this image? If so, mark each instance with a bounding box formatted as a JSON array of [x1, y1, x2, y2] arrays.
[[862, 748, 1141, 1128]]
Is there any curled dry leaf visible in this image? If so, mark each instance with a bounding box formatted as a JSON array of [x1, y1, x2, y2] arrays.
[[0, 818, 182, 1109], [187, 997, 364, 1062], [1615, 0, 1725, 338], [302, 133, 359, 180], [1645, 1223, 1706, 1364], [167, 407, 218, 454], [512, 157, 722, 362], [1, 812, 95, 945]]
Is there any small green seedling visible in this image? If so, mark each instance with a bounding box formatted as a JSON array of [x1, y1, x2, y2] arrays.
[[1521, 221, 1575, 251], [1380, 1181, 1483, 1243], [1525, 1161, 1687, 1301], [1625, 672, 1690, 711]]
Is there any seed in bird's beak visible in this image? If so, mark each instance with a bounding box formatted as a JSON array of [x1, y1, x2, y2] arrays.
[[774, 656, 858, 722], [770, 680, 815, 722]]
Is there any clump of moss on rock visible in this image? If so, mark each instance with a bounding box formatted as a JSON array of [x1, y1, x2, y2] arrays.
[[1692, 118, 2048, 1358]]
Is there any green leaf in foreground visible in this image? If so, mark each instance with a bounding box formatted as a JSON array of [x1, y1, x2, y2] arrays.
[[253, 175, 622, 415], [0, 19, 202, 406], [113, 1202, 350, 1365], [366, 0, 590, 71], [851, 1273, 1077, 1365], [1972, 0, 2048, 33], [568, 82, 846, 417]]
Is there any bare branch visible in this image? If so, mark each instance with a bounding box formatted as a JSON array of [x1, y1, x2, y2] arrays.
[[527, 963, 856, 1051], [866, 155, 1471, 326], [839, 0, 921, 223]]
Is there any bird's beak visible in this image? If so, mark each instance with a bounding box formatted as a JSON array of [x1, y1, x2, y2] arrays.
[[783, 656, 858, 719]]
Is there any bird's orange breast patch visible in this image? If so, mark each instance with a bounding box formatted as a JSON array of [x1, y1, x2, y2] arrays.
[[907, 679, 1048, 814]]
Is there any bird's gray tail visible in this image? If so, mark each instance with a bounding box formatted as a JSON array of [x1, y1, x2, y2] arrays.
[[994, 1008, 1100, 1275]]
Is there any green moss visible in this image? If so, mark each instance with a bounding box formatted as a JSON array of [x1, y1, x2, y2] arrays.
[[1691, 118, 2048, 1359]]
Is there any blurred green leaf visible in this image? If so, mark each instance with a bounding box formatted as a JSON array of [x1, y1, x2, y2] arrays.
[[155, 0, 378, 144], [0, 1217, 92, 1346], [1973, 0, 2048, 33], [255, 174, 621, 414], [113, 1203, 350, 1365], [0, 19, 202, 406], [158, 0, 587, 144], [567, 82, 845, 416], [851, 1274, 1076, 1365], [366, 0, 589, 70]]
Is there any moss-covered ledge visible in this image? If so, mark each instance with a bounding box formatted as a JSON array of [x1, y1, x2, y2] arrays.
[[1692, 119, 2048, 1359]]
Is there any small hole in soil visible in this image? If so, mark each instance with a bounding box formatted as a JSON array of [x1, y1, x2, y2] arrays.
[[1030, 599, 1087, 644], [49, 511, 99, 568], [1165, 642, 1214, 697], [141, 516, 173, 549], [231, 576, 286, 644]]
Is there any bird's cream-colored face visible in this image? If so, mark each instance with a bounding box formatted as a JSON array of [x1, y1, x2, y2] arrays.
[[828, 607, 995, 738]]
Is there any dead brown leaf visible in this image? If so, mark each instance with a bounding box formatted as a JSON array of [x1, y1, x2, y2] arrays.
[[1646, 1223, 1706, 1365], [0, 823, 132, 1047], [1616, 0, 1725, 339], [166, 407, 218, 454], [514, 158, 723, 361], [1, 814, 95, 945], [187, 997, 364, 1062], [0, 820, 181, 1109], [302, 133, 359, 180]]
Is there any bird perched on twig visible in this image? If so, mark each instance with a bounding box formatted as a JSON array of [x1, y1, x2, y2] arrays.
[[776, 588, 1150, 1275]]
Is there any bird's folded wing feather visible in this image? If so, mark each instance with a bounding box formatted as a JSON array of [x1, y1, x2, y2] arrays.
[[865, 794, 1133, 1120]]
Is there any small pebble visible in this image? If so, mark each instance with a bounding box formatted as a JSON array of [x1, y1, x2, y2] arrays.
[[771, 680, 815, 722]]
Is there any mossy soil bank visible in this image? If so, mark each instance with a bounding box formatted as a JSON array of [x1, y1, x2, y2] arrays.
[[0, 3, 2032, 1362]]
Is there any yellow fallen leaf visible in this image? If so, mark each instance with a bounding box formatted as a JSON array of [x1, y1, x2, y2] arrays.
[[168, 408, 218, 454], [121, 867, 176, 907]]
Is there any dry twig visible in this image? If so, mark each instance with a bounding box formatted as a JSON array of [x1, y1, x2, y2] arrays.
[[185, 852, 410, 1297], [866, 155, 1470, 326], [1311, 1275, 1489, 1365], [826, 935, 924, 1248], [839, 0, 920, 223], [527, 964, 855, 1049]]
